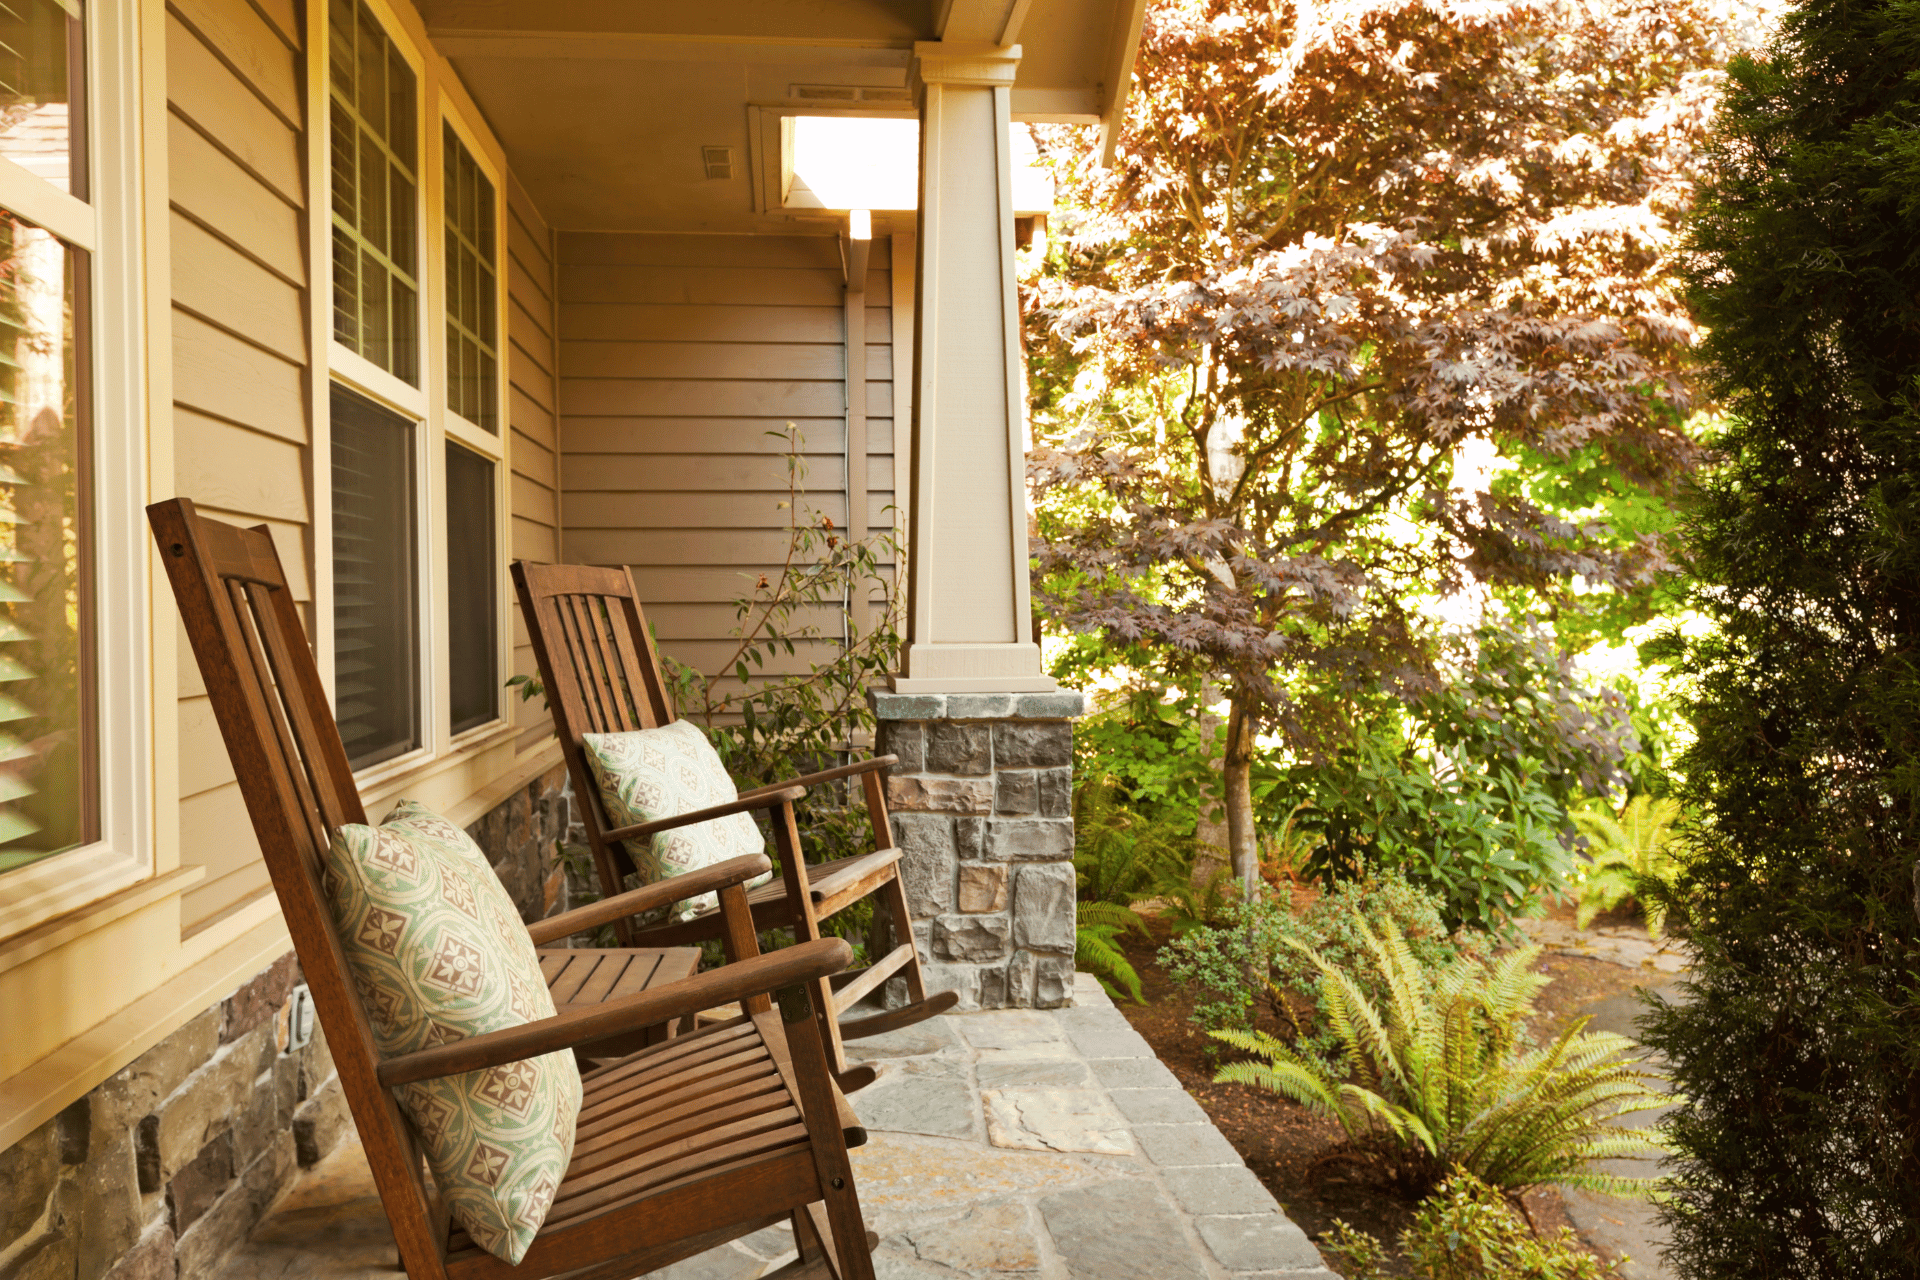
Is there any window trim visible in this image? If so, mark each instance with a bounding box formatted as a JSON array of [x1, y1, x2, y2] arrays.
[[0, 0, 152, 937], [312, 0, 515, 785]]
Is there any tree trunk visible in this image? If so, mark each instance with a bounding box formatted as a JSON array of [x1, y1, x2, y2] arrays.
[[1192, 678, 1230, 892], [1223, 694, 1259, 896]]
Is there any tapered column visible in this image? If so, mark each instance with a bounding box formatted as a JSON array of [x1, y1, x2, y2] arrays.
[[895, 41, 1053, 693]]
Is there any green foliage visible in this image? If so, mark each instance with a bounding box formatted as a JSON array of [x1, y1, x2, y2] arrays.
[[1302, 741, 1571, 937], [1570, 795, 1686, 934], [1212, 914, 1669, 1197], [1293, 617, 1632, 935], [1325, 1171, 1620, 1280], [1162, 873, 1486, 1069], [1076, 901, 1148, 1003], [1072, 776, 1192, 906], [1633, 1, 1920, 1271]]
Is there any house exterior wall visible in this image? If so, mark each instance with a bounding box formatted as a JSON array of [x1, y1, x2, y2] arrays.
[[504, 178, 562, 754], [555, 231, 903, 697], [168, 0, 313, 936], [0, 5, 571, 1273]]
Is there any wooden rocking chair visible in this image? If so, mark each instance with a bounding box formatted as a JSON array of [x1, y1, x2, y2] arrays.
[[149, 498, 877, 1280], [511, 561, 958, 1092]]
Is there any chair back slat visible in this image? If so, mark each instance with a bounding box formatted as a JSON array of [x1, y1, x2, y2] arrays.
[[147, 499, 448, 1278], [512, 563, 678, 941]]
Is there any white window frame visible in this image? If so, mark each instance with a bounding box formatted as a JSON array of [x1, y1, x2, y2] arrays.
[[312, 0, 513, 796], [434, 101, 509, 752], [0, 0, 152, 938]]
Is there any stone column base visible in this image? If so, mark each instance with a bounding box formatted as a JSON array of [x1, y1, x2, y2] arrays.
[[872, 690, 1086, 1010]]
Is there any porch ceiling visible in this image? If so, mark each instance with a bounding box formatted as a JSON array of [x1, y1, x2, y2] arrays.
[[420, 0, 1143, 233]]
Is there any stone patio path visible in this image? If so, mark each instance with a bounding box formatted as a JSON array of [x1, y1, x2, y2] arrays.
[[212, 973, 1337, 1280]]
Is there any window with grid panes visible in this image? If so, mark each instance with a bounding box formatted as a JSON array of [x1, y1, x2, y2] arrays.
[[330, 385, 419, 769], [329, 0, 418, 384], [442, 125, 496, 433], [444, 441, 495, 734], [0, 0, 95, 875]]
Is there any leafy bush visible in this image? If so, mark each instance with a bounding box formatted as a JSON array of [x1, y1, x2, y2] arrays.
[[1324, 1170, 1620, 1279], [1302, 742, 1571, 936], [1570, 795, 1686, 935], [1162, 872, 1487, 1068], [1213, 914, 1668, 1196]]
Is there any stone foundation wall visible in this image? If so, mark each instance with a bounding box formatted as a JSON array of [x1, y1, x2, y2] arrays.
[[0, 955, 349, 1280], [872, 691, 1086, 1011], [463, 762, 573, 926], [0, 767, 573, 1280]]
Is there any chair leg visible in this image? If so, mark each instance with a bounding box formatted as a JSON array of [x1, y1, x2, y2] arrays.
[[782, 989, 877, 1280], [877, 868, 928, 1005]]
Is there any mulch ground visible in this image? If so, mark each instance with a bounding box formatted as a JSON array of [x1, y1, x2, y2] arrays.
[[1110, 899, 1662, 1277]]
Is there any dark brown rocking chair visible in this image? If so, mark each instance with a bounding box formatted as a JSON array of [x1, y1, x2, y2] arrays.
[[149, 498, 877, 1280], [512, 561, 959, 1091]]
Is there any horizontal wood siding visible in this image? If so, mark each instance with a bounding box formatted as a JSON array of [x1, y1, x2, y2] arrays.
[[506, 178, 560, 751], [166, 0, 308, 933], [556, 233, 898, 688]]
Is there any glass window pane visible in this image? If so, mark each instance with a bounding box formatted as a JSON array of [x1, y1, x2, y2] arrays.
[[329, 0, 418, 384], [442, 125, 496, 433], [0, 0, 83, 199], [330, 384, 418, 770], [0, 209, 94, 873], [445, 442, 495, 736]]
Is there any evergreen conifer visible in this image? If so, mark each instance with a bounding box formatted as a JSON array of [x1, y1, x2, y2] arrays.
[[1643, 0, 1920, 1272]]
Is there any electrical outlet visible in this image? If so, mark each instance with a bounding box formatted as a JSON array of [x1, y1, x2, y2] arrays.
[[286, 984, 315, 1052]]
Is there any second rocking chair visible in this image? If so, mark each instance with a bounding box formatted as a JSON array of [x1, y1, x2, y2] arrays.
[[513, 561, 957, 1090]]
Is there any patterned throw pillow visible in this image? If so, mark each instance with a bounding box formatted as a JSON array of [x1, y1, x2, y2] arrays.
[[324, 800, 581, 1265], [582, 720, 771, 919]]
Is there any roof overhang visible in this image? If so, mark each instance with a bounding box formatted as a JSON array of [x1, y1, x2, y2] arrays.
[[419, 0, 1147, 232]]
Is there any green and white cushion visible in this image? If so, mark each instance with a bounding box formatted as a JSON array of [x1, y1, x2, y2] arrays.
[[581, 719, 771, 919], [324, 800, 581, 1265]]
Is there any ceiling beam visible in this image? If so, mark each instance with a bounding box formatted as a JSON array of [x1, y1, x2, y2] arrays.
[[1097, 0, 1149, 165]]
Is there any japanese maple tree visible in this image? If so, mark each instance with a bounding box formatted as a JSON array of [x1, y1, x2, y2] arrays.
[[1028, 0, 1762, 882]]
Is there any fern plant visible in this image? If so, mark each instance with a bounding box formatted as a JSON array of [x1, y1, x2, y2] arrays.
[[1213, 913, 1671, 1197], [1570, 794, 1686, 935], [1076, 900, 1148, 1003]]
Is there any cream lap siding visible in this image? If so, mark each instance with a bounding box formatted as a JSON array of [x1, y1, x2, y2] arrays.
[[556, 232, 897, 703], [166, 0, 309, 934], [506, 178, 560, 751]]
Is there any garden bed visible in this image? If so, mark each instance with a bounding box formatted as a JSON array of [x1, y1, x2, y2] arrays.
[[1111, 905, 1667, 1277]]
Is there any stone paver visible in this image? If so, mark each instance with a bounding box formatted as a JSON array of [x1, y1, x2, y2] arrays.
[[210, 973, 1332, 1280]]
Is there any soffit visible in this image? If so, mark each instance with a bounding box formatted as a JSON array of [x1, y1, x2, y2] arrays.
[[420, 0, 1140, 233]]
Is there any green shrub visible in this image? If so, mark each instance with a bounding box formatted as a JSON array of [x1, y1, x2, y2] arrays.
[[1162, 872, 1486, 1069], [1072, 777, 1190, 906], [1570, 795, 1686, 935], [1213, 914, 1668, 1196], [1303, 741, 1572, 937], [1324, 1170, 1620, 1279]]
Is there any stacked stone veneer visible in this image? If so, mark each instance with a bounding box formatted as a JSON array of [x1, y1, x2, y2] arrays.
[[872, 690, 1086, 1011], [0, 766, 574, 1280]]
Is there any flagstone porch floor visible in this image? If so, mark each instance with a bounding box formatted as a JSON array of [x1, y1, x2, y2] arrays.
[[212, 973, 1338, 1280]]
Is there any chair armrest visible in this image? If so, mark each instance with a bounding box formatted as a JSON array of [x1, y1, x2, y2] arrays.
[[600, 785, 807, 844], [376, 937, 854, 1087], [736, 755, 898, 801], [524, 853, 771, 945]]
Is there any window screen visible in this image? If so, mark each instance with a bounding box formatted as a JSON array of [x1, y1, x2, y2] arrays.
[[443, 125, 497, 433], [331, 384, 418, 769], [444, 441, 496, 735], [329, 0, 418, 384]]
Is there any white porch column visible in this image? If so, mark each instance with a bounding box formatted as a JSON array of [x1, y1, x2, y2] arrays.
[[895, 41, 1053, 694]]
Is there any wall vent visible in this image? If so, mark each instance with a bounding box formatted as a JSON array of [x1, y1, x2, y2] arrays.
[[789, 85, 911, 104], [701, 146, 735, 180]]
